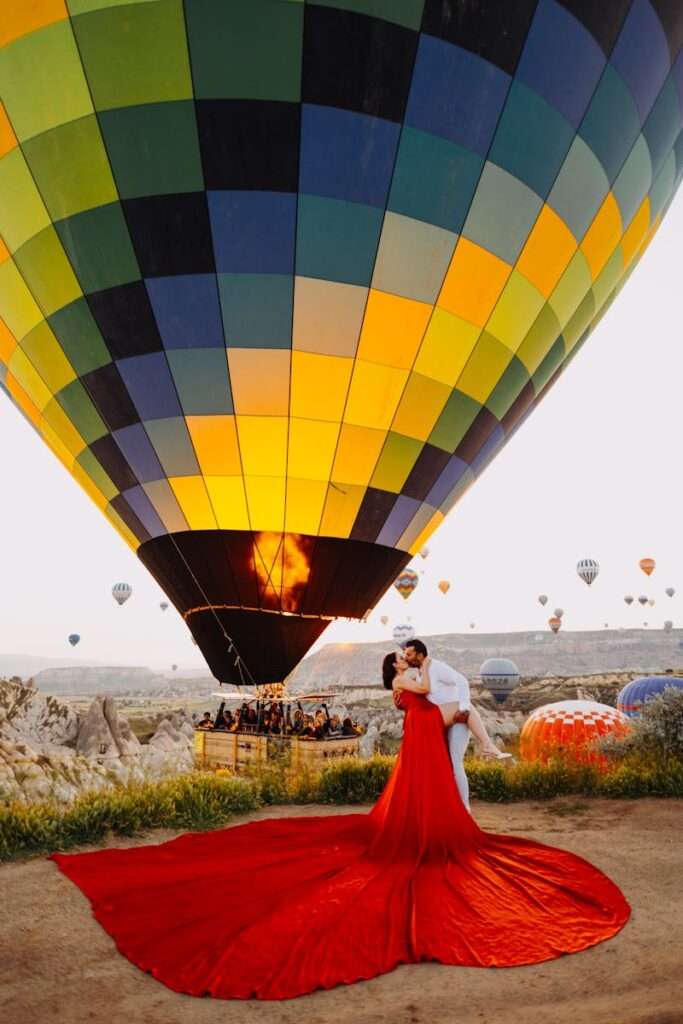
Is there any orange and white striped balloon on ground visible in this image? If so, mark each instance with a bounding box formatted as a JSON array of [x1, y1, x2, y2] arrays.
[[520, 700, 631, 768]]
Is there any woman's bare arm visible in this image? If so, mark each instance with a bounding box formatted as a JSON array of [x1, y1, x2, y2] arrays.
[[392, 672, 428, 694]]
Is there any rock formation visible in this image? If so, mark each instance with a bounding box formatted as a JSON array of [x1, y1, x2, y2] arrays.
[[0, 679, 193, 805]]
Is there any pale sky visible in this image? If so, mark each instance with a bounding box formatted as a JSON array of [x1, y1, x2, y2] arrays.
[[1, 194, 682, 672]]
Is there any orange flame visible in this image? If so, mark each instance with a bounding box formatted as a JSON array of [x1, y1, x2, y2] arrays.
[[253, 533, 311, 612]]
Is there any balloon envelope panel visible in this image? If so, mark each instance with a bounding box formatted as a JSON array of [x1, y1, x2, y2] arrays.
[[1, 1, 682, 682], [520, 699, 631, 766], [617, 675, 683, 717]]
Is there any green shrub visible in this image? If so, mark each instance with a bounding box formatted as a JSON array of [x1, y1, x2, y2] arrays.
[[317, 755, 394, 804], [3, 747, 683, 863], [0, 772, 260, 862]]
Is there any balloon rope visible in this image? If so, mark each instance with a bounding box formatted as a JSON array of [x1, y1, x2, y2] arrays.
[[166, 533, 256, 689]]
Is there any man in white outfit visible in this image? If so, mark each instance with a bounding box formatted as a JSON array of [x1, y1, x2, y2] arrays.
[[403, 639, 472, 812]]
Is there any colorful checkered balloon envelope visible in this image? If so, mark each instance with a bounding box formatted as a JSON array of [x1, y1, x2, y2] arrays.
[[520, 699, 632, 765], [1, 2, 682, 683]]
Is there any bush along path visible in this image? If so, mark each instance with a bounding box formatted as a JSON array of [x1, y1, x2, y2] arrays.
[[2, 748, 683, 862]]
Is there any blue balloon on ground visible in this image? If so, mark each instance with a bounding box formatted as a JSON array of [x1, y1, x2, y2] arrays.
[[617, 676, 683, 718]]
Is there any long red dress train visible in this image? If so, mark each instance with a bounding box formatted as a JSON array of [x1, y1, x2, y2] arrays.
[[51, 694, 630, 999]]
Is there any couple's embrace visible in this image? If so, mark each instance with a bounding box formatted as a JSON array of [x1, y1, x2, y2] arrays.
[[52, 641, 630, 1002], [383, 639, 511, 812]]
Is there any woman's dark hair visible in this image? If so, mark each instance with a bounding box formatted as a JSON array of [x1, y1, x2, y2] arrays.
[[382, 652, 398, 689]]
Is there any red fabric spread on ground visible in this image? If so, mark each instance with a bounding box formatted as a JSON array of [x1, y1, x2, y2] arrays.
[[51, 694, 630, 1000]]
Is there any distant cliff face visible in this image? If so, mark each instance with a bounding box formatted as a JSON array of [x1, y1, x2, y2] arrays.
[[288, 629, 683, 693]]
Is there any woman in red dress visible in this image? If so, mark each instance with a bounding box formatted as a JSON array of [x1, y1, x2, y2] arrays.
[[51, 661, 629, 1000]]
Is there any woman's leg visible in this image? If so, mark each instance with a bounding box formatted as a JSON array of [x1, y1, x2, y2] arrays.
[[467, 707, 512, 759]]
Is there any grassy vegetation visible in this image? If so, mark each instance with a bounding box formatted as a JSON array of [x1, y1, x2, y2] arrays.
[[2, 747, 683, 863]]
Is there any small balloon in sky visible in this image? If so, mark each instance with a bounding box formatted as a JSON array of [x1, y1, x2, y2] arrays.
[[638, 595, 648, 606], [394, 570, 419, 601], [624, 595, 634, 605], [538, 594, 548, 607], [548, 616, 562, 634], [666, 587, 675, 598], [160, 602, 169, 612], [576, 559, 599, 585], [112, 583, 132, 607], [640, 558, 656, 576], [68, 634, 80, 647], [380, 615, 389, 627], [554, 608, 564, 619], [438, 580, 451, 595]]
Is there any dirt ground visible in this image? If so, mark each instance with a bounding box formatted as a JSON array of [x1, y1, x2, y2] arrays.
[[1, 798, 681, 1024]]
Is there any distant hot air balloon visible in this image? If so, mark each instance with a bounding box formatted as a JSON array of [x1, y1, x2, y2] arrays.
[[392, 623, 415, 648], [648, 598, 656, 607], [394, 569, 419, 601], [438, 580, 451, 595], [2, 2, 681, 687], [638, 595, 648, 607], [624, 595, 634, 606], [553, 608, 564, 619], [640, 558, 656, 577], [172, 664, 178, 672], [604, 623, 609, 629], [160, 602, 169, 612], [664, 620, 673, 633], [643, 622, 649, 627], [68, 634, 80, 647], [537, 595, 548, 607], [548, 616, 561, 634], [576, 559, 599, 586], [380, 615, 389, 627], [469, 622, 476, 630], [419, 547, 430, 560], [479, 658, 520, 704], [666, 587, 675, 598], [112, 583, 132, 607], [520, 700, 630, 767], [618, 674, 683, 717]]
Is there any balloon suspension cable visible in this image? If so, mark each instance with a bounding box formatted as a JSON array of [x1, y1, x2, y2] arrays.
[[166, 533, 256, 690]]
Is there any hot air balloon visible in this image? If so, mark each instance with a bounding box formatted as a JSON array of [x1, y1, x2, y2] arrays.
[[160, 601, 169, 612], [68, 633, 80, 647], [664, 620, 673, 633], [537, 595, 548, 607], [638, 595, 648, 607], [640, 558, 656, 577], [392, 623, 415, 648], [576, 558, 599, 586], [469, 622, 476, 630], [548, 616, 561, 634], [648, 598, 655, 607], [553, 608, 564, 620], [172, 664, 178, 672], [393, 569, 419, 601], [617, 674, 683, 717], [479, 658, 520, 704], [112, 583, 132, 606], [419, 547, 430, 560], [520, 700, 630, 767], [643, 621, 649, 627], [624, 595, 634, 606], [380, 615, 389, 627], [666, 587, 675, 598], [2, 4, 681, 686], [603, 623, 609, 629], [438, 580, 450, 595]]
